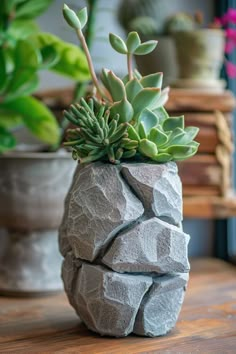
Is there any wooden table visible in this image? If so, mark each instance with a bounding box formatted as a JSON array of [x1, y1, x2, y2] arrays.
[[0, 258, 235, 353]]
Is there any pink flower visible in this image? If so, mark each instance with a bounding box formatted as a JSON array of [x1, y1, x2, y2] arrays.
[[226, 61, 236, 78], [225, 40, 236, 53], [220, 8, 236, 25]]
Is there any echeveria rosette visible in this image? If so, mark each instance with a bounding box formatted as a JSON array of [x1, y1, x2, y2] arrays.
[[128, 111, 199, 162], [62, 4, 199, 164]]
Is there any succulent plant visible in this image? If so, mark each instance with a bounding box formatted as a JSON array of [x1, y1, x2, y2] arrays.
[[62, 4, 199, 164]]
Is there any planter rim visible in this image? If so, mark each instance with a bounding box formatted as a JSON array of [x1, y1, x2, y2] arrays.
[[0, 150, 72, 160], [174, 28, 224, 36]]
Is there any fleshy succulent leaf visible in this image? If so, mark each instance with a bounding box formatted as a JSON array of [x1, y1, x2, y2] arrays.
[[138, 122, 147, 139], [153, 106, 169, 122], [107, 71, 126, 101], [126, 31, 141, 53], [132, 88, 161, 118], [77, 7, 88, 29], [63, 4, 81, 29], [109, 33, 128, 54], [140, 73, 163, 89], [163, 116, 185, 131], [127, 124, 140, 141], [125, 78, 142, 102], [139, 108, 159, 134], [139, 138, 158, 157], [152, 86, 170, 109], [110, 98, 134, 123], [148, 126, 168, 146], [151, 153, 173, 163], [134, 40, 158, 55]]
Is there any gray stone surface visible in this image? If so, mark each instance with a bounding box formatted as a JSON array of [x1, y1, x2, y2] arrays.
[[63, 162, 144, 261], [73, 263, 152, 337], [121, 162, 183, 225], [133, 273, 189, 337], [102, 217, 190, 274], [61, 251, 81, 308]]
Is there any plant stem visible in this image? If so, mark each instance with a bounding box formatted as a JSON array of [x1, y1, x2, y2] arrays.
[[76, 28, 104, 99], [127, 53, 133, 80]]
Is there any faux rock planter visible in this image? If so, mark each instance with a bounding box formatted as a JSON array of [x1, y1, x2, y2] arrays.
[[60, 162, 190, 337], [0, 151, 75, 295]]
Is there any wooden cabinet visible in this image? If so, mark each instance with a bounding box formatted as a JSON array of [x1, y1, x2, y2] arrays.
[[166, 89, 236, 218]]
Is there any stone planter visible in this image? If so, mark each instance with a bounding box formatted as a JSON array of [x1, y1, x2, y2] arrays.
[[0, 151, 75, 295], [172, 29, 225, 91], [60, 162, 190, 337]]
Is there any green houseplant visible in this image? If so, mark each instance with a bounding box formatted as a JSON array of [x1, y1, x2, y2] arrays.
[[59, 4, 199, 337], [0, 0, 91, 295]]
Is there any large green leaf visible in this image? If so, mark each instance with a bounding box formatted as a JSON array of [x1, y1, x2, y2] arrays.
[[8, 20, 39, 40], [0, 110, 23, 129], [31, 33, 90, 81], [0, 96, 60, 145], [5, 73, 39, 101], [0, 48, 7, 92], [15, 39, 40, 69], [0, 126, 16, 153], [15, 0, 54, 19]]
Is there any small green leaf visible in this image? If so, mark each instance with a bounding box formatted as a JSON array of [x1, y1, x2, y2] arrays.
[[134, 40, 158, 55], [125, 78, 142, 102], [153, 107, 169, 122], [77, 7, 88, 29], [164, 144, 198, 161], [109, 33, 128, 54], [127, 124, 140, 141], [1, 96, 60, 145], [132, 88, 161, 118], [152, 87, 170, 109], [163, 116, 185, 131], [138, 122, 147, 139], [151, 153, 172, 163], [138, 109, 159, 135], [148, 127, 168, 146], [110, 98, 134, 123], [0, 126, 16, 153], [63, 4, 81, 29], [126, 32, 141, 53], [140, 73, 163, 88], [107, 71, 126, 101], [139, 139, 158, 158]]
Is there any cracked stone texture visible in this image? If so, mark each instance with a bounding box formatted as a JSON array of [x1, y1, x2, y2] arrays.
[[133, 273, 189, 337], [73, 263, 152, 337], [60, 162, 189, 337], [121, 162, 182, 225], [61, 251, 82, 308], [102, 217, 190, 274], [61, 162, 144, 261]]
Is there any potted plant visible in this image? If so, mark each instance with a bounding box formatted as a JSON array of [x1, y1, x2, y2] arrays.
[[118, 0, 178, 86], [0, 0, 91, 295], [165, 11, 226, 90], [59, 4, 199, 337]]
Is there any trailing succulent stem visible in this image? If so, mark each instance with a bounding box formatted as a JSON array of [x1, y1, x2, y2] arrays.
[[62, 4, 199, 164]]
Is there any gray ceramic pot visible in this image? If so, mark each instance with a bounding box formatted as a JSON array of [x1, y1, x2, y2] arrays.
[[172, 29, 225, 91], [0, 151, 75, 295], [60, 162, 190, 337]]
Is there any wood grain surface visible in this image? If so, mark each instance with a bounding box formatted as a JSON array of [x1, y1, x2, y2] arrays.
[[0, 258, 235, 353]]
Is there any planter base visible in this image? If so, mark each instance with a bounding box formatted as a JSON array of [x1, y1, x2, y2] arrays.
[[171, 78, 226, 92], [0, 229, 63, 295]]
